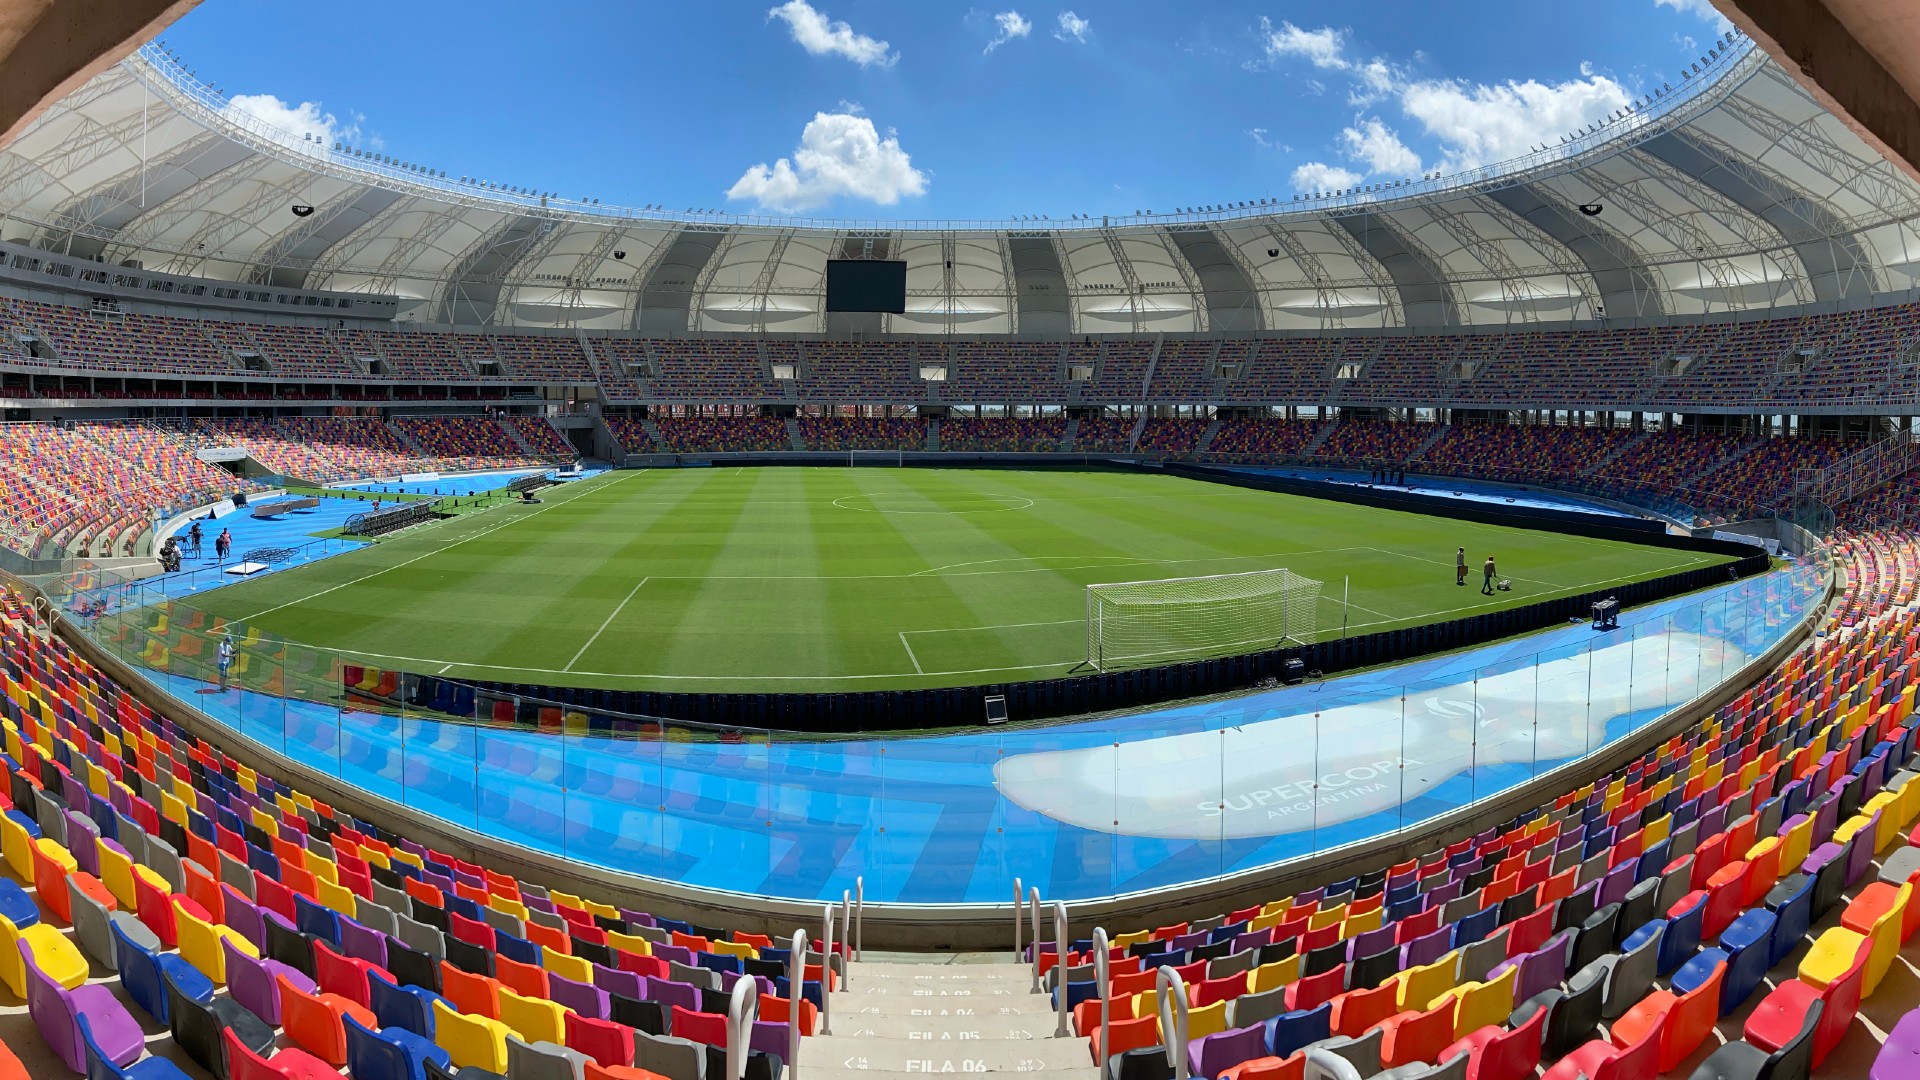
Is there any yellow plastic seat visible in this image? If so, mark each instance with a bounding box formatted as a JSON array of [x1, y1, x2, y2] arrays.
[[96, 841, 138, 911], [1848, 882, 1910, 996], [606, 931, 652, 958], [174, 900, 256, 985], [498, 987, 568, 1045], [1342, 907, 1384, 936], [434, 1000, 511, 1073], [1450, 967, 1516, 1039], [0, 810, 34, 882], [1247, 955, 1302, 995], [1396, 951, 1460, 1012], [709, 940, 756, 960], [0, 913, 87, 994], [1798, 927, 1870, 990], [543, 950, 592, 984], [1111, 929, 1151, 949], [314, 877, 357, 916], [1780, 816, 1814, 873], [1186, 1000, 1228, 1041], [1864, 792, 1903, 852]]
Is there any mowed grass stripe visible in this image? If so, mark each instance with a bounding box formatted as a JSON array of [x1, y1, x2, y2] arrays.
[[179, 467, 1736, 692]]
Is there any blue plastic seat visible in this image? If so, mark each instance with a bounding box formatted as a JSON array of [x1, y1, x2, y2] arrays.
[[294, 894, 342, 947], [494, 930, 541, 966], [1765, 874, 1816, 969], [78, 1013, 195, 1080], [110, 914, 211, 1025], [344, 1011, 451, 1080], [1658, 894, 1706, 977], [1264, 1002, 1332, 1059], [1716, 908, 1776, 1015], [1452, 905, 1500, 947], [369, 969, 449, 1039], [0, 875, 38, 929]]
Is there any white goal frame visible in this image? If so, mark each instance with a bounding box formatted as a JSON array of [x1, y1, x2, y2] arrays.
[[1085, 567, 1321, 671], [849, 449, 905, 467]]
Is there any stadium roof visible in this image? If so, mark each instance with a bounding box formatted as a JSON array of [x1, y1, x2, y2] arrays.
[[3, 35, 1920, 336]]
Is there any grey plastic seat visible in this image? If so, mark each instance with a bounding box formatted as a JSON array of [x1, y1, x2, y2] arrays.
[[1617, 878, 1661, 941], [1576, 851, 1609, 887], [220, 852, 255, 896], [395, 912, 447, 958], [668, 961, 719, 992], [1551, 846, 1582, 875], [372, 879, 412, 916], [1377, 1054, 1467, 1080], [1512, 957, 1606, 1059], [1881, 844, 1920, 886], [1316, 1028, 1383, 1078], [1189, 914, 1225, 935], [481, 906, 525, 939], [67, 876, 117, 970], [33, 788, 67, 846], [635, 1031, 705, 1080], [1207, 948, 1257, 981], [355, 896, 400, 937], [144, 836, 186, 893], [506, 1035, 588, 1080], [1228, 986, 1290, 1028], [1597, 922, 1662, 1021], [1458, 931, 1508, 986], [527, 908, 567, 932]]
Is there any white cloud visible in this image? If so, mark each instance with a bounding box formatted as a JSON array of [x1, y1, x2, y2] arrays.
[[1260, 18, 1349, 70], [1400, 72, 1632, 171], [727, 111, 928, 212], [1655, 0, 1733, 30], [1291, 162, 1363, 192], [223, 93, 360, 154], [767, 0, 897, 67], [985, 10, 1032, 53], [1055, 10, 1091, 43], [1340, 117, 1422, 176]]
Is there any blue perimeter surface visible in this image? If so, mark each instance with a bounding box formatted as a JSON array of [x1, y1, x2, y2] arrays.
[[342, 467, 556, 497], [1221, 467, 1645, 520], [85, 551, 1821, 905]]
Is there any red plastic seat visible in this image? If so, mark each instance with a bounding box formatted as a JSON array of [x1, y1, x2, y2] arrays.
[[1541, 1014, 1665, 1080], [1285, 965, 1345, 1012], [312, 940, 378, 1010], [1329, 982, 1399, 1038], [567, 1013, 638, 1068], [1743, 937, 1870, 1068], [1220, 1054, 1305, 1080], [1095, 1015, 1159, 1064], [1377, 1000, 1455, 1070], [1440, 1000, 1547, 1080]]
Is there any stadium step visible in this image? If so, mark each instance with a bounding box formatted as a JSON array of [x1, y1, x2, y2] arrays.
[[804, 960, 1095, 1080]]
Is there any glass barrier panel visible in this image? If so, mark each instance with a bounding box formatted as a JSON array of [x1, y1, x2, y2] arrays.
[[1473, 651, 1540, 802]]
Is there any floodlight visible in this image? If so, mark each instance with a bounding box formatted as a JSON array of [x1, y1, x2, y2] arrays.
[[1577, 204, 1604, 217], [290, 205, 315, 218], [613, 251, 626, 260]]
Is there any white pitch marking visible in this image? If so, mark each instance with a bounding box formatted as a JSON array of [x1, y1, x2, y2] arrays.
[[232, 472, 630, 621], [898, 632, 924, 674], [566, 577, 650, 672]]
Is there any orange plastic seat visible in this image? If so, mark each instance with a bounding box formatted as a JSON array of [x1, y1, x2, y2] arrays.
[[1220, 1055, 1305, 1080], [1608, 959, 1723, 1072], [278, 972, 376, 1067], [1377, 1000, 1456, 1070], [1330, 982, 1399, 1038], [441, 962, 504, 1019]]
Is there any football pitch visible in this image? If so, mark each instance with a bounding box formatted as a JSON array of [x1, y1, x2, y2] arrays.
[[181, 467, 1736, 692]]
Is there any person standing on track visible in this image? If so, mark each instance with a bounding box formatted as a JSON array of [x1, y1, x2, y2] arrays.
[[217, 635, 236, 691], [1455, 547, 1468, 587], [1482, 554, 1498, 595]]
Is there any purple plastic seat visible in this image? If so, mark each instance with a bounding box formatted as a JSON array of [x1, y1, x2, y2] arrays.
[[1234, 929, 1274, 953], [1347, 926, 1397, 962], [22, 939, 143, 1073], [1845, 816, 1880, 885], [1190, 1023, 1270, 1079], [223, 935, 314, 1026], [339, 918, 389, 969], [1698, 804, 1729, 842], [1871, 1007, 1920, 1080], [550, 973, 611, 1019], [1598, 861, 1638, 908], [751, 1019, 792, 1063], [646, 975, 700, 1012], [652, 944, 694, 967], [1171, 931, 1209, 954], [1295, 887, 1326, 907], [221, 888, 267, 952], [594, 964, 642, 999], [1805, 842, 1844, 877], [1425, 881, 1462, 907], [1401, 925, 1453, 969]]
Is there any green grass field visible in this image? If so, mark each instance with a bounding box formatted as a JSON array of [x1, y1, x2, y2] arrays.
[[181, 467, 1734, 692]]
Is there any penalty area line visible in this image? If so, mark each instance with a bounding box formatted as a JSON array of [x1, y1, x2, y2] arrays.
[[898, 632, 924, 674], [566, 576, 650, 672]]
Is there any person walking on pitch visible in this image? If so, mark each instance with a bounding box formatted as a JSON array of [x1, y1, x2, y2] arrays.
[[1456, 547, 1468, 587], [1482, 555, 1498, 595]]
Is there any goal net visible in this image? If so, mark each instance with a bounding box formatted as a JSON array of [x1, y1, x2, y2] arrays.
[[849, 449, 904, 467], [1086, 568, 1321, 671]]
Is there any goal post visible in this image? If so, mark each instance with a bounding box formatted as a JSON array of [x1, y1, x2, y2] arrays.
[[849, 449, 904, 467], [1085, 568, 1322, 671]]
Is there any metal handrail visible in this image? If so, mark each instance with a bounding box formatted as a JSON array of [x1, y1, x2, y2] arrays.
[[1027, 886, 1044, 993], [725, 973, 760, 1080], [854, 876, 864, 961], [818, 903, 836, 1036], [1013, 876, 1025, 963], [839, 891, 854, 990], [787, 929, 807, 1080], [1156, 966, 1192, 1080], [1092, 927, 1112, 1066], [1052, 900, 1071, 1038]]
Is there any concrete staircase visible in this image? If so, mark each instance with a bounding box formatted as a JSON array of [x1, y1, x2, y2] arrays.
[[1581, 429, 1645, 478], [925, 418, 941, 452], [803, 960, 1095, 1080], [1298, 419, 1338, 458], [1192, 417, 1223, 457], [1061, 417, 1080, 452], [496, 417, 542, 457], [1126, 415, 1147, 453], [1408, 423, 1451, 465], [786, 416, 806, 450], [639, 415, 667, 450]]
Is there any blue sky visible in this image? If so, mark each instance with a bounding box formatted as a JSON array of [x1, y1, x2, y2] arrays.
[[158, 0, 1734, 221]]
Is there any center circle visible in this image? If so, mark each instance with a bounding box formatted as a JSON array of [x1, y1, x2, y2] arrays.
[[832, 492, 1034, 515]]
